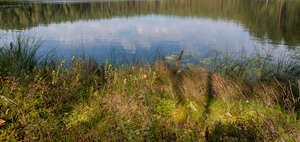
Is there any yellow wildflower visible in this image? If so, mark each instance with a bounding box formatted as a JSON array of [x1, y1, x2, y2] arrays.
[[5, 109, 9, 115], [0, 119, 5, 127]]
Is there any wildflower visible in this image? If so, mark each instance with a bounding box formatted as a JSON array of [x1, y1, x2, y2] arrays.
[[5, 80, 10, 85], [5, 109, 9, 115], [93, 91, 98, 96], [144, 74, 147, 79], [11, 82, 18, 90], [0, 119, 5, 127], [135, 131, 141, 135], [284, 98, 289, 103]]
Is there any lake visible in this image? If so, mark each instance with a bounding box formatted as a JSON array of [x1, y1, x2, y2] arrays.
[[1, 0, 300, 63]]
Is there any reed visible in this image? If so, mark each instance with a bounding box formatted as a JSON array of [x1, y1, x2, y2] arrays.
[[0, 36, 41, 76]]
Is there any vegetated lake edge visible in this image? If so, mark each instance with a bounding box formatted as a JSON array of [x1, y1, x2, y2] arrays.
[[0, 38, 300, 141]]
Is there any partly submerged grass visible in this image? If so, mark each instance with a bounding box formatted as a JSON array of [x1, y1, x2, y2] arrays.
[[0, 44, 300, 141]]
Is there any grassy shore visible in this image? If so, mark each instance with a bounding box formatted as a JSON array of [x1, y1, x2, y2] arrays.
[[0, 40, 300, 141]]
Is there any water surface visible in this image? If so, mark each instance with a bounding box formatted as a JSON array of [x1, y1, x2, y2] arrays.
[[1, 0, 300, 62]]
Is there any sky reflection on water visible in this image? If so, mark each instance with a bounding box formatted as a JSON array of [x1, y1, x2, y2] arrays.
[[1, 0, 299, 63], [1, 15, 289, 62]]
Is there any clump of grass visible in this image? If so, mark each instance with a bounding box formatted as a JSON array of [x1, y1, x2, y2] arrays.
[[0, 36, 41, 76]]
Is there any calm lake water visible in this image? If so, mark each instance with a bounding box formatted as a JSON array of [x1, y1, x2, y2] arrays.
[[1, 0, 300, 63]]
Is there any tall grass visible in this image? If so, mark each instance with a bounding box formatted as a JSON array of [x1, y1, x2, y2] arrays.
[[199, 50, 300, 82], [0, 42, 300, 141], [0, 36, 41, 76]]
